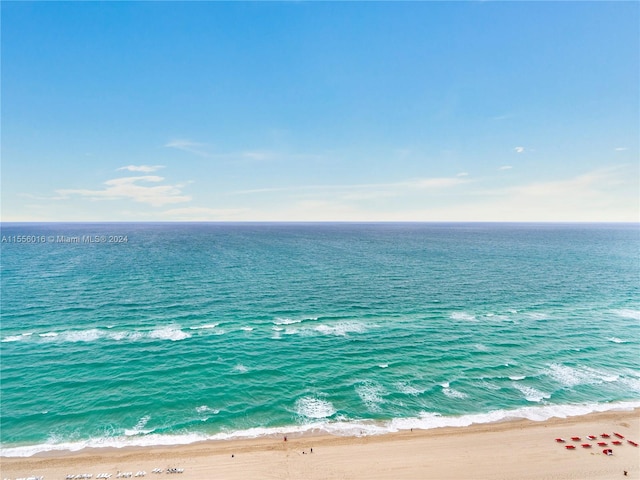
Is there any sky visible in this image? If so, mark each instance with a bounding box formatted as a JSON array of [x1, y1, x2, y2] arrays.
[[1, 1, 638, 222]]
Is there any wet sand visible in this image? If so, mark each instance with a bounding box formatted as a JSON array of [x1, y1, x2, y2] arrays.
[[2, 409, 639, 480]]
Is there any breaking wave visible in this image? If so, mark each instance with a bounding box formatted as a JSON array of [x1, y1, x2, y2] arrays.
[[3, 401, 638, 458]]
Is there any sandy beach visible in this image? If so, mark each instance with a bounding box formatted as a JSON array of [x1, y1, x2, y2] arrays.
[[2, 409, 638, 480]]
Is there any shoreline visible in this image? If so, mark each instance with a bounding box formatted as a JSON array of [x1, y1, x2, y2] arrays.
[[4, 400, 640, 458], [2, 409, 639, 479]]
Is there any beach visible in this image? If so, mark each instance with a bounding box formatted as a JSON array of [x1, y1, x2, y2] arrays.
[[2, 409, 638, 480]]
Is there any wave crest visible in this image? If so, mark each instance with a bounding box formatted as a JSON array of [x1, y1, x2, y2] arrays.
[[295, 396, 336, 419]]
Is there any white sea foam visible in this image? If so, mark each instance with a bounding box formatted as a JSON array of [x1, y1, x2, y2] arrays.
[[546, 363, 618, 388], [295, 396, 336, 419], [110, 330, 144, 342], [4, 401, 640, 457], [64, 329, 102, 342], [395, 382, 424, 396], [284, 327, 303, 336], [355, 381, 386, 411], [279, 321, 367, 337], [607, 337, 626, 343], [124, 415, 152, 436], [378, 364, 389, 368], [195, 405, 220, 415], [513, 383, 551, 403], [509, 375, 526, 381], [233, 364, 248, 373], [442, 387, 468, 399], [1, 336, 22, 343], [38, 329, 104, 343], [149, 326, 190, 342], [1, 333, 32, 343], [620, 377, 640, 393], [612, 309, 640, 320], [314, 321, 367, 336], [481, 312, 511, 322], [440, 381, 468, 399], [189, 323, 219, 330], [273, 316, 318, 326], [16, 325, 216, 344], [240, 326, 254, 332], [474, 343, 489, 351], [388, 401, 640, 431], [450, 312, 476, 321], [0, 432, 212, 457], [273, 318, 302, 325]]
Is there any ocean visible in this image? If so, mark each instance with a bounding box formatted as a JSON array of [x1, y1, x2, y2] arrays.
[[1, 222, 639, 457]]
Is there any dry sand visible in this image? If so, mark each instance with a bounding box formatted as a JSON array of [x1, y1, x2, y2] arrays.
[[2, 409, 639, 480]]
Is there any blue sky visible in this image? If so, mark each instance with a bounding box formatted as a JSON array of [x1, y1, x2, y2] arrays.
[[2, 1, 638, 222]]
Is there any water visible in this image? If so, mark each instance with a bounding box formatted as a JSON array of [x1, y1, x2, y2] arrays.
[[1, 223, 639, 456]]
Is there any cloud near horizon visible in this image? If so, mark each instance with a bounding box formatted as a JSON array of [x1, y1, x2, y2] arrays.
[[56, 175, 191, 207], [221, 165, 637, 222], [233, 176, 471, 196]]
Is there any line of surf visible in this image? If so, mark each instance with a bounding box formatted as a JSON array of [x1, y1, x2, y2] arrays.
[[2, 400, 639, 458]]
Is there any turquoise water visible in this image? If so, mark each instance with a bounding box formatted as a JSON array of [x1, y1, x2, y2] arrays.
[[1, 223, 639, 456]]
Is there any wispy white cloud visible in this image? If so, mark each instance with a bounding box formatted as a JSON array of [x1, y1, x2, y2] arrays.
[[453, 165, 638, 222], [499, 165, 513, 170], [220, 165, 637, 222], [164, 139, 210, 157], [118, 165, 164, 172], [457, 172, 469, 177], [233, 176, 471, 196], [56, 175, 191, 207], [164, 139, 280, 162], [514, 146, 525, 153], [614, 147, 628, 151], [503, 167, 628, 198]]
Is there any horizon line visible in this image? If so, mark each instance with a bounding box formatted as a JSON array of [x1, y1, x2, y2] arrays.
[[1, 220, 638, 226]]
